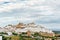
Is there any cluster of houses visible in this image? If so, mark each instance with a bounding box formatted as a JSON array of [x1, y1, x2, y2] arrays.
[[0, 23, 54, 35], [0, 22, 56, 40]]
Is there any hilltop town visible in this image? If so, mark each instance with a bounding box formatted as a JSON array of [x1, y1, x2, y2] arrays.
[[0, 22, 56, 40], [0, 22, 54, 35]]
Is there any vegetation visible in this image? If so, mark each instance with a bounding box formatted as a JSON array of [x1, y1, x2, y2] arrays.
[[12, 32, 18, 35], [1, 32, 56, 40], [0, 32, 8, 35]]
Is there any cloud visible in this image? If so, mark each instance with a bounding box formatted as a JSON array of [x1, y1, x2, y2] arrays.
[[0, 0, 54, 15], [0, 16, 37, 26], [0, 3, 25, 12], [0, 0, 60, 30], [43, 23, 60, 31]]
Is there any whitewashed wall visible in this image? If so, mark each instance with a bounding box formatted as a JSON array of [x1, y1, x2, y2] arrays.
[[0, 36, 2, 40]]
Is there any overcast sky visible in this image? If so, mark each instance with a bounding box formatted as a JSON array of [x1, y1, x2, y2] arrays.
[[0, 0, 60, 31]]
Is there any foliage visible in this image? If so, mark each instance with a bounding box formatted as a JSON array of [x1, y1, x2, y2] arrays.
[[12, 32, 18, 35], [33, 32, 40, 37], [0, 32, 8, 35], [22, 32, 27, 34]]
